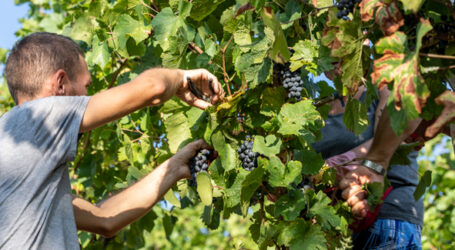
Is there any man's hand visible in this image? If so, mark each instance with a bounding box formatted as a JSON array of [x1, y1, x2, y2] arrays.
[[177, 69, 224, 110], [167, 139, 210, 180], [339, 166, 384, 218]]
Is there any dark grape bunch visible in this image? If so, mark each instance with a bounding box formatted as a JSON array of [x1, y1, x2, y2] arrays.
[[336, 0, 361, 20], [238, 136, 258, 171], [188, 149, 212, 187], [275, 63, 304, 101]]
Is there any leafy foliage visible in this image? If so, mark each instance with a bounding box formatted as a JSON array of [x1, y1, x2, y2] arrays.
[[0, 0, 454, 249]]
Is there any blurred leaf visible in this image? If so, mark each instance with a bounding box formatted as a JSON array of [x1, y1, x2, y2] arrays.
[[414, 170, 432, 201], [197, 172, 213, 206]]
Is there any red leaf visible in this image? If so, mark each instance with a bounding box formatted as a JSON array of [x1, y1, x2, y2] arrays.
[[375, 2, 404, 35]]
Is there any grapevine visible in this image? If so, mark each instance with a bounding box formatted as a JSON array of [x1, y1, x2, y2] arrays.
[[0, 0, 453, 249]]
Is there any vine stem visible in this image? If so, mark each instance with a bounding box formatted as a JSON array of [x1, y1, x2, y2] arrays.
[[419, 53, 455, 60], [188, 42, 204, 54], [108, 59, 128, 89], [221, 36, 234, 96], [260, 185, 266, 224]]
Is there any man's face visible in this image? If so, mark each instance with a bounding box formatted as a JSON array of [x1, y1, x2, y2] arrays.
[[66, 55, 91, 96]]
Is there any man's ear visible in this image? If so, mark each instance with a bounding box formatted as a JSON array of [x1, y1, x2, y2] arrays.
[[55, 69, 68, 95]]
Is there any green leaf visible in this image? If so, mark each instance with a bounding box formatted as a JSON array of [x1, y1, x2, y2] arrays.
[[240, 167, 264, 214], [390, 143, 420, 165], [88, 36, 110, 69], [399, 0, 425, 13], [277, 100, 323, 139], [196, 172, 213, 206], [414, 170, 432, 201], [151, 8, 183, 51], [128, 166, 143, 180], [164, 190, 181, 208], [278, 219, 327, 250], [163, 112, 192, 153], [296, 148, 325, 175], [162, 213, 176, 238], [290, 40, 318, 73], [114, 14, 150, 49], [70, 14, 93, 45], [309, 191, 341, 229], [211, 131, 236, 171], [260, 87, 286, 117], [260, 7, 290, 64], [274, 190, 306, 221], [264, 156, 286, 187], [224, 172, 246, 208], [343, 98, 369, 135], [189, 0, 226, 21], [253, 135, 282, 158], [284, 161, 303, 185]]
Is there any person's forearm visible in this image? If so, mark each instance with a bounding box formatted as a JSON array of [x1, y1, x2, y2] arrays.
[[80, 68, 183, 132], [74, 159, 183, 237], [133, 68, 184, 106], [365, 109, 421, 168]]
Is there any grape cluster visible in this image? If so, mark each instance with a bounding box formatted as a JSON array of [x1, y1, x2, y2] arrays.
[[275, 63, 304, 101], [336, 0, 361, 20], [188, 149, 212, 187], [238, 136, 258, 171]]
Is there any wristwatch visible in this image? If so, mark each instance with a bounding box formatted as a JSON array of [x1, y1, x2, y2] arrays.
[[361, 159, 386, 176]]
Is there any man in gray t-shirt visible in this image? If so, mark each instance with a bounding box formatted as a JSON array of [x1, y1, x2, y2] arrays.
[[0, 32, 224, 249]]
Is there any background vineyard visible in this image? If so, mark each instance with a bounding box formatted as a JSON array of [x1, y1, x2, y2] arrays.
[[0, 0, 454, 249]]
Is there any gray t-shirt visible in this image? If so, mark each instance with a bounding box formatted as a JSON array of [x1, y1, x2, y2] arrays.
[[0, 96, 90, 249]]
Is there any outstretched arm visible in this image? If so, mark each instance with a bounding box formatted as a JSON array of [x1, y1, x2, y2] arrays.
[[339, 107, 421, 218], [80, 68, 224, 133], [72, 140, 208, 238]]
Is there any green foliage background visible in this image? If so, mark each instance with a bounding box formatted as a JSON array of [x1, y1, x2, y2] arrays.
[[0, 0, 454, 249]]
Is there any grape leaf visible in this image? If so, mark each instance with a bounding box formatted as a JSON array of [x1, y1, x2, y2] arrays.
[[277, 219, 327, 250], [260, 7, 290, 64], [240, 167, 264, 214], [114, 14, 150, 49], [197, 172, 213, 206], [163, 112, 192, 153], [309, 191, 341, 230], [343, 97, 369, 135], [277, 100, 323, 139], [264, 156, 286, 187], [399, 0, 425, 13], [70, 14, 93, 45], [274, 190, 306, 221], [371, 20, 432, 135], [253, 135, 282, 158], [414, 170, 432, 201], [164, 190, 181, 208]]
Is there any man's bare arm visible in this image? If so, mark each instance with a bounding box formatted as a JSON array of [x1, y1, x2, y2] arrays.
[[73, 140, 208, 238], [80, 68, 223, 133]]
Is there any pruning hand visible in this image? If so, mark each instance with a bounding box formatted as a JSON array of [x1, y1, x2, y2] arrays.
[[177, 69, 225, 110]]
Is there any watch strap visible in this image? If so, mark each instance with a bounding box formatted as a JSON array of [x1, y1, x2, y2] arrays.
[[361, 159, 386, 175]]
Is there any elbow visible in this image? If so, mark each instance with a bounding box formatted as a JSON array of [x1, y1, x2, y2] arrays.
[[98, 219, 120, 239]]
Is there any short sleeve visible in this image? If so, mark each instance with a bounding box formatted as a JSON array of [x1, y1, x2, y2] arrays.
[[24, 96, 90, 163]]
